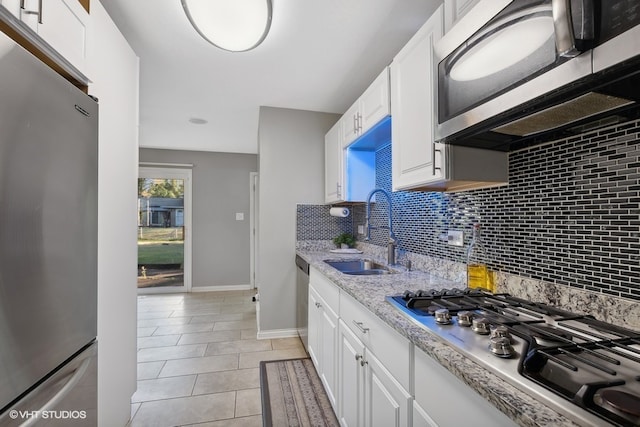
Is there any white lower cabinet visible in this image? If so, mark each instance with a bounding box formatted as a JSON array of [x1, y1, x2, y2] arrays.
[[319, 296, 339, 408], [365, 349, 412, 427], [338, 320, 411, 427], [412, 401, 437, 427], [308, 269, 340, 411], [337, 320, 364, 427], [414, 347, 517, 426], [338, 291, 411, 427], [310, 268, 513, 427]]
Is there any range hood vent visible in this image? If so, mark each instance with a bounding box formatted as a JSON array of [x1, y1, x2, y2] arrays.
[[492, 92, 635, 137]]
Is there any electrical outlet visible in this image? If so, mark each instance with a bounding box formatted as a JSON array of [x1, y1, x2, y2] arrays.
[[358, 225, 365, 235], [447, 230, 464, 247]]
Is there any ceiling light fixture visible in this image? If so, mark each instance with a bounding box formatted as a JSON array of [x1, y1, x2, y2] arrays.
[[181, 0, 273, 52]]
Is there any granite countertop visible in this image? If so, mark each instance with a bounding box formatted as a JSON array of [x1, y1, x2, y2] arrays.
[[296, 247, 581, 427]]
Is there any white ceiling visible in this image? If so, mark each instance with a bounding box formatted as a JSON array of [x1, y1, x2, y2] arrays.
[[99, 0, 440, 154]]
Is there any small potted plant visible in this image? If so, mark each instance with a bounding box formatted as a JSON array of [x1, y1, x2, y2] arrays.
[[333, 232, 356, 249]]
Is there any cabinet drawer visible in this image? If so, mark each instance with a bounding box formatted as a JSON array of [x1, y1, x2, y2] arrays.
[[309, 267, 340, 314], [340, 291, 411, 391]]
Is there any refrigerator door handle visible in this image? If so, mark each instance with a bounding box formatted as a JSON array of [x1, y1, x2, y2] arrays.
[[19, 357, 91, 427]]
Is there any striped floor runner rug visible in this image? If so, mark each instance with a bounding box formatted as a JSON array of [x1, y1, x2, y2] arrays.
[[260, 358, 339, 427]]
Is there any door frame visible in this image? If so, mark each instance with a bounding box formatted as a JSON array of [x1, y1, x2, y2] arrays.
[[137, 166, 192, 294], [250, 172, 258, 289]]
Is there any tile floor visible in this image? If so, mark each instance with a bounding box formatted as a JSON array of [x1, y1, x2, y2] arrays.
[[129, 289, 307, 427]]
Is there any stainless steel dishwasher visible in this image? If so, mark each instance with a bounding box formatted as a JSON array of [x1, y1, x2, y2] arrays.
[[295, 255, 310, 352]]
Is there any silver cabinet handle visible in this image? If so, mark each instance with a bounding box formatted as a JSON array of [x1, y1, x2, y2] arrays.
[[357, 113, 362, 133], [21, 0, 43, 23], [315, 302, 322, 309], [355, 354, 363, 361], [336, 182, 342, 198], [352, 320, 369, 333], [353, 114, 358, 135], [355, 354, 367, 367], [432, 143, 442, 176]]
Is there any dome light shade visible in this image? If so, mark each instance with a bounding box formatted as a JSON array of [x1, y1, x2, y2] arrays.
[[181, 0, 272, 52]]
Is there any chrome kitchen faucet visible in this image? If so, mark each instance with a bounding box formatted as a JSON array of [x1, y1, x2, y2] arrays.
[[365, 188, 397, 265]]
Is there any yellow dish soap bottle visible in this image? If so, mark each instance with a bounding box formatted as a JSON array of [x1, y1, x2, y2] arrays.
[[466, 224, 493, 292]]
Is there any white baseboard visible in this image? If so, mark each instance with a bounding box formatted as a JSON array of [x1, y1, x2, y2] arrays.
[[191, 284, 253, 292], [257, 328, 299, 340]]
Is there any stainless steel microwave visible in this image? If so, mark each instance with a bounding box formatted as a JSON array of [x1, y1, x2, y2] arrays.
[[434, 0, 640, 151]]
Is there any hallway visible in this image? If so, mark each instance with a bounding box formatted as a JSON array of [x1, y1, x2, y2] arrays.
[[129, 290, 306, 426]]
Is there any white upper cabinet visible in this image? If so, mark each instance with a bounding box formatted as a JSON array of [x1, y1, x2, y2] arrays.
[[342, 68, 390, 147], [1, 0, 89, 79], [391, 6, 444, 191], [444, 0, 481, 33], [324, 120, 344, 204], [0, 0, 20, 16], [358, 69, 391, 139], [341, 101, 361, 148], [325, 69, 386, 204], [391, 4, 507, 192], [325, 120, 375, 203]]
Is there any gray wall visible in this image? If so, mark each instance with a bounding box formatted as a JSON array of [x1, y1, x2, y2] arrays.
[[257, 107, 340, 334], [139, 148, 257, 288]]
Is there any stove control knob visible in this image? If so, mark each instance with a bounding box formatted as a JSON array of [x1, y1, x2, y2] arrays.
[[489, 336, 515, 358], [490, 325, 512, 341], [457, 310, 474, 327], [434, 308, 452, 325], [471, 317, 491, 335]]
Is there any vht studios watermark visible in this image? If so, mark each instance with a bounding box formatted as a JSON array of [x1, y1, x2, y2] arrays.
[[9, 409, 87, 421]]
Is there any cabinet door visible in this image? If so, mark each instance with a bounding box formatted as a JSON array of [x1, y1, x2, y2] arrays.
[[359, 68, 390, 135], [18, 0, 89, 74], [324, 121, 344, 203], [338, 320, 365, 427], [444, 0, 481, 33], [341, 101, 361, 148], [412, 401, 438, 427], [319, 302, 339, 410], [1, 0, 21, 17], [364, 351, 412, 427], [391, 6, 444, 191], [37, 0, 88, 73], [308, 287, 322, 369]]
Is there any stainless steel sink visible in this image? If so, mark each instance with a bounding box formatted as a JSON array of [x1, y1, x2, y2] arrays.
[[324, 259, 396, 275]]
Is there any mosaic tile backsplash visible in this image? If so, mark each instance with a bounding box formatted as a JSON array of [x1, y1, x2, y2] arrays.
[[298, 119, 640, 301], [296, 204, 353, 241]]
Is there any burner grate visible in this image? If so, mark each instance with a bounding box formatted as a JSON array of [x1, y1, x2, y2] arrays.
[[389, 288, 640, 426]]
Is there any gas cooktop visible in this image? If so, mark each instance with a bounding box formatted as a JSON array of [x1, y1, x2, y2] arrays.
[[387, 288, 640, 427]]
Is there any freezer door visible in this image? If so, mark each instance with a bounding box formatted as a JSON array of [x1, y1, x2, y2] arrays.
[[0, 32, 98, 412], [0, 342, 97, 426]]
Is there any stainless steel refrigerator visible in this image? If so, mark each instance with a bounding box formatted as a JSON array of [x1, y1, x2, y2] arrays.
[[0, 30, 98, 426]]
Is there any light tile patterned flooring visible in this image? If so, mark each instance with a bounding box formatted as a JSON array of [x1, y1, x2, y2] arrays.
[[129, 290, 307, 426]]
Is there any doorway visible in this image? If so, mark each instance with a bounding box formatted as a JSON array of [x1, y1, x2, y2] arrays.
[[137, 167, 192, 293]]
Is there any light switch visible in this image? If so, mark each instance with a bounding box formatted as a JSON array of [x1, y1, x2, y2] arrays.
[[235, 213, 244, 221]]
